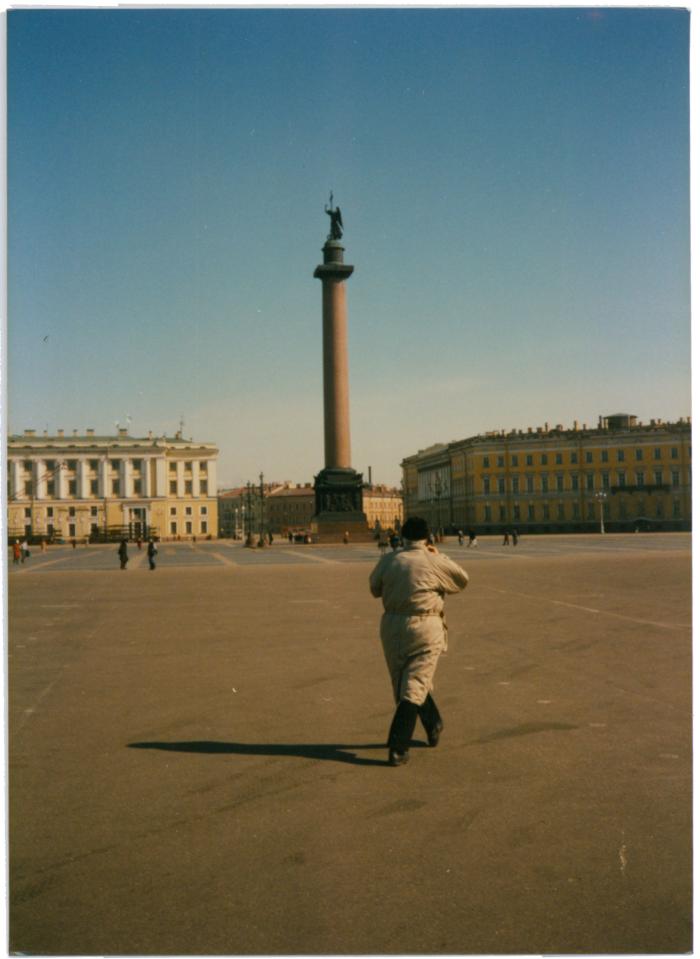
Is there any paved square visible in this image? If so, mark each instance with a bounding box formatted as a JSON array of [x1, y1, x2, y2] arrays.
[[9, 535, 692, 954]]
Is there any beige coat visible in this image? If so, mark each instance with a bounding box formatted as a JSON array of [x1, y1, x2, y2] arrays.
[[369, 542, 468, 705]]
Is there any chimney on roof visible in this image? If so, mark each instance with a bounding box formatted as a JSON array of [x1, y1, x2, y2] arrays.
[[573, 420, 579, 431]]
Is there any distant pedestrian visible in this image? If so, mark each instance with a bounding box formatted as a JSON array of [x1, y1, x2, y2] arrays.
[[12, 541, 21, 565], [378, 532, 389, 555], [147, 539, 157, 570], [512, 528, 519, 546], [468, 529, 478, 548], [390, 532, 401, 551], [343, 531, 350, 544], [136, 538, 142, 551], [20, 539, 29, 563], [118, 539, 129, 570], [457, 530, 464, 546], [502, 529, 510, 546], [41, 540, 48, 553], [288, 531, 293, 543], [268, 531, 273, 545]]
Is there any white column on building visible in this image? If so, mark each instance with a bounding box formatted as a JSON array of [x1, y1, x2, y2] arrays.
[[55, 460, 67, 500], [155, 458, 167, 497], [206, 459, 217, 497], [35, 460, 47, 500], [142, 458, 151, 497], [121, 458, 133, 498], [78, 459, 90, 499], [10, 459, 22, 500], [191, 460, 200, 498], [176, 460, 185, 498], [99, 459, 109, 498]]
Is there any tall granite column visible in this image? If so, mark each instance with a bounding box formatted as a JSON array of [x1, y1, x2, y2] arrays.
[[311, 208, 369, 541]]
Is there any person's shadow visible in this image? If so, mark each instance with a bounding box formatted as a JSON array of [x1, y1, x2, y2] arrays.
[[128, 740, 422, 767]]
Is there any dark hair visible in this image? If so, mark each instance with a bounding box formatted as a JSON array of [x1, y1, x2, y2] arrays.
[[401, 516, 429, 541]]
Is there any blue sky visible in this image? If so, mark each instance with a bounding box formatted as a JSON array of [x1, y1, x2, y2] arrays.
[[7, 7, 690, 488]]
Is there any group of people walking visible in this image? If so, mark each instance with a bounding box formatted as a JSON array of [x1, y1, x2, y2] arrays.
[[118, 538, 158, 570]]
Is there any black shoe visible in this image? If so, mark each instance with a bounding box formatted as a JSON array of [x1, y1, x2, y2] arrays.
[[427, 722, 443, 748], [389, 749, 410, 766]]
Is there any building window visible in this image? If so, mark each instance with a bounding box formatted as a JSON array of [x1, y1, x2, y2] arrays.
[[585, 451, 593, 464], [672, 471, 680, 487], [512, 477, 519, 494], [112, 480, 120, 495], [527, 504, 535, 520], [571, 475, 579, 491], [170, 506, 177, 515], [484, 505, 491, 522], [69, 506, 76, 517], [133, 480, 142, 495], [170, 521, 177, 534], [89, 459, 99, 471], [24, 481, 33, 495], [483, 456, 490, 468], [90, 506, 98, 517], [654, 448, 661, 460], [499, 505, 506, 521], [543, 503, 550, 520], [619, 500, 628, 519], [185, 506, 192, 516], [635, 449, 643, 461], [90, 480, 99, 495], [587, 503, 595, 520], [541, 476, 549, 493], [200, 481, 208, 496], [169, 480, 177, 494], [617, 449, 625, 462], [526, 476, 534, 493], [67, 460, 77, 471], [111, 459, 120, 471], [556, 475, 564, 492], [526, 454, 533, 466], [497, 455, 505, 467], [483, 478, 491, 495], [586, 474, 594, 491], [200, 505, 208, 515], [23, 460, 32, 471], [200, 521, 208, 534], [498, 477, 505, 494], [47, 481, 55, 498], [47, 507, 53, 518], [671, 447, 679, 459], [185, 481, 193, 495], [24, 507, 31, 518], [656, 500, 663, 518], [602, 472, 610, 490], [541, 454, 548, 465], [617, 471, 626, 486], [654, 471, 663, 485], [572, 502, 580, 519], [185, 521, 192, 534], [636, 472, 644, 488], [555, 453, 563, 465], [557, 503, 565, 520], [68, 480, 77, 496], [601, 450, 609, 463], [673, 499, 681, 518], [69, 524, 76, 537], [571, 452, 578, 464], [511, 455, 518, 467], [513, 504, 521, 520]]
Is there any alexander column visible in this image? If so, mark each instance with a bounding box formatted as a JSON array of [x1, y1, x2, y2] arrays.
[[311, 195, 369, 542]]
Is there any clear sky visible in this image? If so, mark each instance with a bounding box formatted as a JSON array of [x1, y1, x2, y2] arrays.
[[7, 7, 690, 489]]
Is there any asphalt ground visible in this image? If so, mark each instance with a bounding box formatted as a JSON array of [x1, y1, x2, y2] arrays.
[[8, 534, 692, 955]]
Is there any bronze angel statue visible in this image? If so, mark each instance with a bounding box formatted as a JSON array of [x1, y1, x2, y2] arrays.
[[325, 192, 343, 240]]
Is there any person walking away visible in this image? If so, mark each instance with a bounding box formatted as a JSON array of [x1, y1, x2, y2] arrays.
[[512, 528, 519, 546], [457, 530, 464, 546], [147, 539, 157, 570], [468, 529, 477, 548], [369, 515, 468, 767], [12, 541, 21, 565], [502, 528, 510, 546], [118, 539, 129, 570], [343, 531, 350, 544], [20, 539, 29, 563], [389, 532, 401, 551]]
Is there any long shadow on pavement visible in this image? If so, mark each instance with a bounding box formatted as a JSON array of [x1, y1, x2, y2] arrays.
[[128, 740, 406, 767]]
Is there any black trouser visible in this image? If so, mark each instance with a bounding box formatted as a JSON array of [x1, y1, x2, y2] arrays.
[[388, 693, 442, 753]]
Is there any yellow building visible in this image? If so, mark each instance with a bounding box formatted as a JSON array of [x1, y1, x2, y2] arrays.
[[362, 484, 404, 532], [8, 428, 218, 542], [402, 414, 691, 534]]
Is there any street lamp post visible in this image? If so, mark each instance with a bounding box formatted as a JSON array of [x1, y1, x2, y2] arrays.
[[433, 474, 444, 541], [258, 472, 266, 547], [594, 491, 607, 534]]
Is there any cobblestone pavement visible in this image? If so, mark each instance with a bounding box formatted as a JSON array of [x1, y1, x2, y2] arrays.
[[8, 533, 692, 954]]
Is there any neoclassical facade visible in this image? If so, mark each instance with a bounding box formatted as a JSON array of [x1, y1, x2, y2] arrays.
[[402, 414, 692, 534], [8, 428, 218, 542]]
